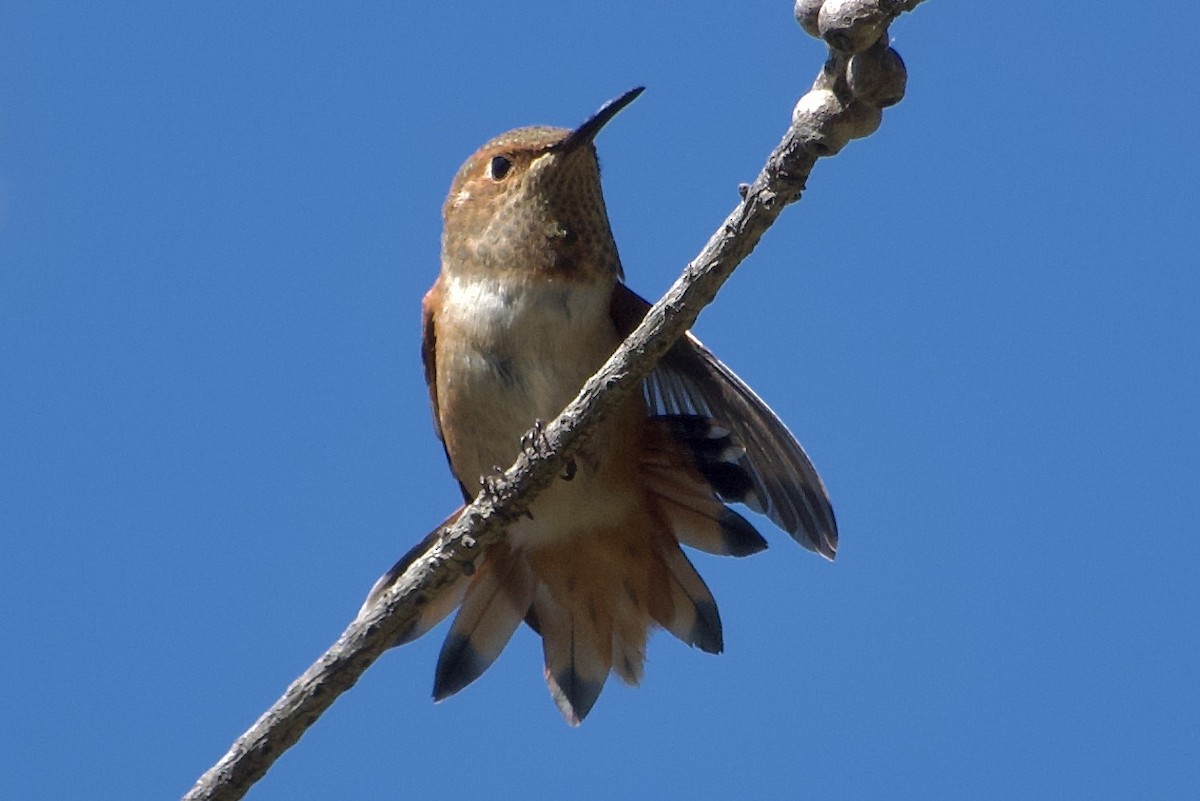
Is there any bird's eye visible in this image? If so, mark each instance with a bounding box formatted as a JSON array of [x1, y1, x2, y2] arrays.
[[487, 155, 513, 181]]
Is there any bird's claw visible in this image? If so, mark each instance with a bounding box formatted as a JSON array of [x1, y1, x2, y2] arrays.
[[521, 419, 549, 457], [480, 468, 505, 500]]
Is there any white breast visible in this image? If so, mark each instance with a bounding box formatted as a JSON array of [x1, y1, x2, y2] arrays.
[[435, 272, 630, 547], [439, 272, 612, 412]]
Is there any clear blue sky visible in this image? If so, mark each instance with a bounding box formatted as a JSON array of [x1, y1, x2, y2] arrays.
[[3, 3, 1197, 799]]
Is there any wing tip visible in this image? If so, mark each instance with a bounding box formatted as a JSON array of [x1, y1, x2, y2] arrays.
[[789, 523, 838, 561]]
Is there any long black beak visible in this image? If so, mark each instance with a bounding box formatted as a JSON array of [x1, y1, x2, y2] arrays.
[[551, 86, 645, 154]]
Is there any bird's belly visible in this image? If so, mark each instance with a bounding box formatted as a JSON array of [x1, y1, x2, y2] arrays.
[[435, 275, 641, 548]]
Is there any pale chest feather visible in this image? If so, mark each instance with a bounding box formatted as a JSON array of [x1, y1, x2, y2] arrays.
[[435, 272, 617, 459], [433, 272, 634, 546]]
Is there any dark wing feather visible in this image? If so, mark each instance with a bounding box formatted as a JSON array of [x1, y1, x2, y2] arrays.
[[610, 284, 838, 559], [422, 279, 472, 502]]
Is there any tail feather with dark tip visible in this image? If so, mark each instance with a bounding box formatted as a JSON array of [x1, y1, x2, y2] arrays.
[[651, 535, 724, 654], [642, 415, 769, 558], [433, 544, 534, 702], [532, 582, 612, 726]]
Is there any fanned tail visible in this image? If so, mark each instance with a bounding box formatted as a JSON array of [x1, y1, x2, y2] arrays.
[[362, 412, 777, 725], [520, 413, 766, 724]]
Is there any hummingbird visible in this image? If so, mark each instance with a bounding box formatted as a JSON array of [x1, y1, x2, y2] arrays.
[[364, 87, 837, 725]]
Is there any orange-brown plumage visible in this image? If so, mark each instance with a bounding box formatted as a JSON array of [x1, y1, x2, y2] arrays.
[[364, 88, 837, 725]]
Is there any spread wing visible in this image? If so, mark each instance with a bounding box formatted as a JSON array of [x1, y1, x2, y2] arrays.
[[422, 278, 472, 502], [610, 283, 838, 559]]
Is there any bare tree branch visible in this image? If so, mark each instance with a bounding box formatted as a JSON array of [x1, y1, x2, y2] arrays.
[[183, 4, 924, 799]]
